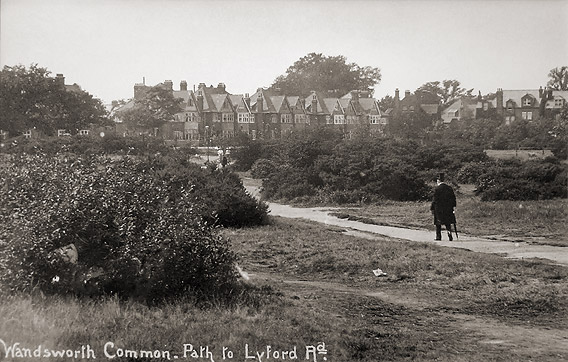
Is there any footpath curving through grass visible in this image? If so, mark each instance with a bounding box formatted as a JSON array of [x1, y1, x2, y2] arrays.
[[329, 186, 568, 247], [2, 217, 567, 361]]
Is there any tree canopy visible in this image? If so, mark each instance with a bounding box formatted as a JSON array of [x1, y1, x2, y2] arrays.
[[416, 80, 474, 106], [120, 86, 183, 129], [547, 66, 568, 91], [0, 64, 109, 136], [269, 53, 381, 98]]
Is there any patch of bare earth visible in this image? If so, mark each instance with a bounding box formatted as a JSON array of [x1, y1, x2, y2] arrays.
[[251, 271, 568, 361]]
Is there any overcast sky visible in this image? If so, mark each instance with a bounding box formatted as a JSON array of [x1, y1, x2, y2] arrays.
[[1, 0, 567, 104]]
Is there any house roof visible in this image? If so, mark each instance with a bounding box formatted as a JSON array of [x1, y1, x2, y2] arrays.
[[323, 98, 340, 114], [358, 98, 378, 113], [270, 95, 287, 113]]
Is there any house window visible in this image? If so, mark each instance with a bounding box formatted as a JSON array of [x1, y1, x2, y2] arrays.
[[527, 112, 533, 120], [409, 106, 415, 111], [271, 114, 278, 123], [294, 114, 306, 123], [173, 131, 183, 140], [78, 130, 90, 136], [280, 114, 292, 123], [523, 98, 531, 107], [213, 114, 220, 122], [555, 99, 564, 107], [370, 115, 380, 124], [507, 101, 514, 110], [334, 115, 344, 124], [522, 112, 533, 120], [222, 113, 234, 123], [0, 130, 7, 140], [250, 114, 255, 123], [483, 103, 488, 111], [24, 130, 32, 139], [238, 113, 250, 123]]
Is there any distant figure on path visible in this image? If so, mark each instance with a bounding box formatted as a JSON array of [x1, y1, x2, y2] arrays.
[[430, 173, 456, 241]]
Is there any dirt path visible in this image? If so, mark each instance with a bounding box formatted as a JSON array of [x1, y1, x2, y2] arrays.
[[244, 183, 568, 267], [250, 271, 568, 360]]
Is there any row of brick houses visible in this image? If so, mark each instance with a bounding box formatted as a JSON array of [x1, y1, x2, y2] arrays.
[[113, 81, 387, 142], [5, 73, 566, 142], [441, 87, 568, 124]]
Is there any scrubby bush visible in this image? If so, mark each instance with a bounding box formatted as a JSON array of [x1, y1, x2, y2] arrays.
[[0, 154, 265, 302], [250, 158, 278, 179], [4, 134, 196, 157], [474, 159, 567, 201]]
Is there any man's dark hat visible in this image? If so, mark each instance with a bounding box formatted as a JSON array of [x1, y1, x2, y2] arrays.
[[437, 173, 445, 182]]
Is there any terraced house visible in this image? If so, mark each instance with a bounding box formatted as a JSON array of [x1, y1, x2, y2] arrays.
[[114, 80, 386, 142]]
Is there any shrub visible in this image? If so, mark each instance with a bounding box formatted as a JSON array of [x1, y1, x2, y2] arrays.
[[475, 159, 568, 201], [250, 158, 278, 179], [0, 154, 243, 302]]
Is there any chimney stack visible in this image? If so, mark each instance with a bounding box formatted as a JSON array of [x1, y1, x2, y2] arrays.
[[405, 90, 410, 98], [217, 83, 226, 93], [56, 73, 65, 87], [311, 93, 318, 114], [180, 80, 188, 91], [257, 92, 264, 112], [244, 93, 251, 110], [164, 80, 173, 91], [197, 89, 204, 111]]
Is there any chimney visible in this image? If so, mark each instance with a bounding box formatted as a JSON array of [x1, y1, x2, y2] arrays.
[[496, 88, 503, 114], [164, 80, 173, 91], [217, 83, 226, 93], [180, 80, 188, 91], [405, 90, 411, 98], [351, 90, 359, 100], [244, 93, 250, 109], [134, 83, 147, 101], [55, 73, 65, 87], [311, 93, 318, 114], [197, 89, 204, 111], [539, 86, 543, 98], [394, 88, 400, 101], [257, 92, 264, 112], [548, 88, 553, 100]]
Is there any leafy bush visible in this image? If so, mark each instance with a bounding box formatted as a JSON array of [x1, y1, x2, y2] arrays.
[[250, 158, 278, 179], [474, 159, 568, 201], [4, 134, 196, 157], [0, 154, 261, 302]]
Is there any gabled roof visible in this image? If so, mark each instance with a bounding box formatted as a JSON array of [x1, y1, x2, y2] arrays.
[[270, 95, 287, 113], [358, 98, 379, 113], [502, 90, 541, 107], [323, 98, 341, 114]]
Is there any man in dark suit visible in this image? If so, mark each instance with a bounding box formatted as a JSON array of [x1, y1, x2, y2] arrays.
[[430, 173, 456, 241]]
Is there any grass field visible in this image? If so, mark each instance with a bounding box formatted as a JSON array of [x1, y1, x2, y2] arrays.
[[329, 185, 568, 247], [2, 217, 567, 361], [485, 149, 554, 161]]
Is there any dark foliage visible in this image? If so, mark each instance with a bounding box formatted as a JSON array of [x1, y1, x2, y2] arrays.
[[0, 153, 268, 301], [473, 159, 567, 201]]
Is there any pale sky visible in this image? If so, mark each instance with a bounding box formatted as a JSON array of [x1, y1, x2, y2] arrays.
[[1, 0, 567, 105]]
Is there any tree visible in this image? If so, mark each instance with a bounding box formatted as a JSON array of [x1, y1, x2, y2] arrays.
[[547, 66, 568, 91], [378, 95, 394, 111], [120, 86, 183, 129], [416, 80, 474, 106], [269, 53, 381, 97], [0, 64, 108, 136]]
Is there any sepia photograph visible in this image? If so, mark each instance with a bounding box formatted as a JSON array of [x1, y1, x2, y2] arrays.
[[1, 0, 567, 361]]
